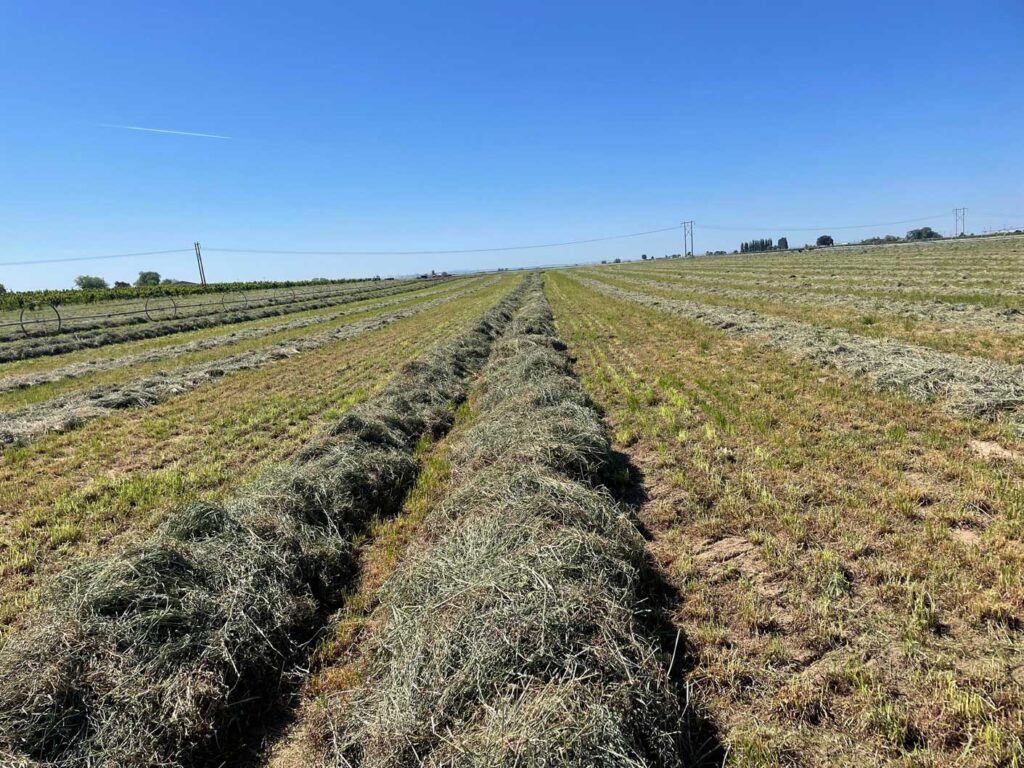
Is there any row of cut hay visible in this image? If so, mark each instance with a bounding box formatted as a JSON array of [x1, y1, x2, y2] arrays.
[[612, 264, 1024, 297], [0, 276, 456, 364], [0, 280, 494, 447], [0, 279, 528, 768], [0, 278, 465, 395], [607, 273, 1024, 331], [574, 274, 1024, 430], [0, 276, 435, 345], [314, 281, 689, 766]]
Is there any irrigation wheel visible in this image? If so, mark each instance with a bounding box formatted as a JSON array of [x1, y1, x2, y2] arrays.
[[144, 295, 178, 322], [20, 303, 61, 337]]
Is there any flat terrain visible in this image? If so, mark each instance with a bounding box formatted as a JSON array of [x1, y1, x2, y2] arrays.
[[0, 275, 512, 628], [545, 236, 1024, 766], [0, 237, 1022, 767]]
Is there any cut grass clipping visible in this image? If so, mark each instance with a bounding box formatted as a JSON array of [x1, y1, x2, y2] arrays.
[[0, 280, 493, 446], [574, 275, 1024, 433], [308, 281, 696, 766], [0, 278, 461, 396], [0, 276, 451, 364], [0, 280, 529, 767]]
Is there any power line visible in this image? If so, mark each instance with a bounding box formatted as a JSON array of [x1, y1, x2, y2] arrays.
[[0, 227, 683, 268], [203, 226, 684, 256], [2, 209, 1015, 269], [700, 214, 946, 231], [0, 249, 193, 268]]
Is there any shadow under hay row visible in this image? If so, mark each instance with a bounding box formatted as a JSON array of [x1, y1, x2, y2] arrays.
[[296, 278, 722, 767], [0, 278, 529, 768], [0, 279, 497, 447], [0, 277, 457, 364]]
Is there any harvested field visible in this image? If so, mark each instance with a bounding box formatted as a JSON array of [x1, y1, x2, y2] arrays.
[[0, 276, 517, 630], [588, 268, 1024, 366], [0, 279, 493, 445], [278, 279, 705, 767], [571, 275, 1024, 434], [0, 278, 462, 397], [0, 277, 527, 767], [611, 237, 1024, 308], [606, 272, 1024, 327], [0, 279, 407, 342], [0, 276, 452, 363], [547, 270, 1024, 767], [1, 239, 1021, 768]]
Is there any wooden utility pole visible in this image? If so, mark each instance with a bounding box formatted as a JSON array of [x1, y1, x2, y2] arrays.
[[194, 241, 207, 285]]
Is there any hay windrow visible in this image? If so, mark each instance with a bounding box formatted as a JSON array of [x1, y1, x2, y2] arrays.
[[608, 273, 1024, 333], [575, 274, 1024, 431], [317, 280, 689, 767], [0, 279, 529, 768], [0, 276, 457, 364], [0, 279, 463, 396], [0, 279, 497, 447]]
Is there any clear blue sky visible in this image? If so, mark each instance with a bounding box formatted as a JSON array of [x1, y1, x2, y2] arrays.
[[1, 1, 1021, 290]]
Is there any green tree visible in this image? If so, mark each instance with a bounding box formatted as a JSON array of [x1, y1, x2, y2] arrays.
[[778, 237, 789, 250], [906, 226, 942, 241], [134, 271, 161, 286], [74, 275, 109, 289], [816, 235, 834, 247], [0, 283, 6, 294]]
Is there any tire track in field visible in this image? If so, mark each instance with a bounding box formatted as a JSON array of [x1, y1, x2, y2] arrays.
[[0, 279, 465, 396], [0, 279, 496, 446], [570, 274, 1024, 432]]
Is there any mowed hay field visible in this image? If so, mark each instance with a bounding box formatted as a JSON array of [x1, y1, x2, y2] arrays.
[[0, 275, 509, 627], [549, 236, 1024, 766], [0, 237, 1022, 768]]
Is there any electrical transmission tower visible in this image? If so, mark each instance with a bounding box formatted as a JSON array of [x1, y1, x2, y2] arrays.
[[682, 221, 694, 257], [953, 208, 967, 237]]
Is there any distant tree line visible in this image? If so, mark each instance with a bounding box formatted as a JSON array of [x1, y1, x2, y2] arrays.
[[740, 238, 773, 253], [858, 227, 942, 246], [739, 237, 789, 253]]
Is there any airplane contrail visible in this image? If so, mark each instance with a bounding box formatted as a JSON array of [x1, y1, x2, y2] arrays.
[[100, 124, 232, 139]]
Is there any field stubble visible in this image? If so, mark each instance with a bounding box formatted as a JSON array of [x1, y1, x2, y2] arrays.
[[0, 276, 517, 632], [548, 272, 1024, 766]]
